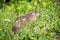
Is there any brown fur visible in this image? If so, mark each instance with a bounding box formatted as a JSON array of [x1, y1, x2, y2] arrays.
[[12, 10, 40, 34]]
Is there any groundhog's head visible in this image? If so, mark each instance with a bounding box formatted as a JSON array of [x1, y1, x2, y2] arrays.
[[28, 10, 40, 17]]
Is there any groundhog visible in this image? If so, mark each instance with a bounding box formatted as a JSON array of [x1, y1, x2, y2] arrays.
[[12, 10, 40, 34]]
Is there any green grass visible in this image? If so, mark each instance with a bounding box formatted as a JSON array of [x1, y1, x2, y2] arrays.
[[0, 0, 60, 40]]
